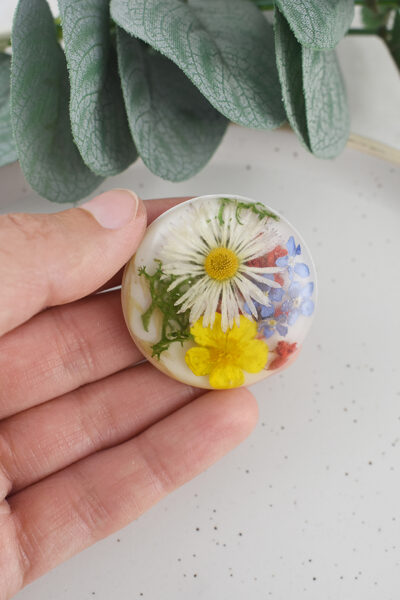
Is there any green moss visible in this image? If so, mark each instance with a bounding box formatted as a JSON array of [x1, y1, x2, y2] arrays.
[[217, 197, 279, 226], [139, 260, 193, 359]]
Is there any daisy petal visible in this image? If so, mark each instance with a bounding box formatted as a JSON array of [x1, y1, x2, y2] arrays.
[[204, 282, 223, 328], [175, 277, 208, 307], [226, 282, 240, 329], [244, 270, 283, 289], [234, 277, 258, 318], [242, 265, 282, 274]]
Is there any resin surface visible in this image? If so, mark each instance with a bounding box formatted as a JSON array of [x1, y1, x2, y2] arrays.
[[122, 195, 316, 389]]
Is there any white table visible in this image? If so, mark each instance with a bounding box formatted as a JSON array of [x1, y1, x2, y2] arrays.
[[1, 4, 400, 598]]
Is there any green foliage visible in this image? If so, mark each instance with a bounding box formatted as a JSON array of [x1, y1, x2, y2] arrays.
[[0, 39, 11, 53], [275, 8, 350, 159], [111, 0, 285, 130], [0, 54, 17, 167], [361, 4, 390, 29], [58, 0, 137, 176], [139, 261, 193, 359], [274, 11, 309, 149], [386, 8, 400, 69], [116, 29, 228, 181], [10, 0, 103, 203], [1, 0, 396, 203], [217, 198, 279, 226], [275, 0, 355, 49], [302, 46, 350, 158]]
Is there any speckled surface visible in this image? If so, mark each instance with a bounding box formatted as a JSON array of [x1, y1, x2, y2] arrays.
[[1, 5, 400, 595], [1, 122, 399, 599]]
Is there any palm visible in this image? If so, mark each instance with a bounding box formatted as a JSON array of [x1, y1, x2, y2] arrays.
[[0, 197, 256, 599]]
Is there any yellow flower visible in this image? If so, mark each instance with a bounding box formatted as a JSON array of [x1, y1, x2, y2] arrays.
[[185, 313, 268, 389]]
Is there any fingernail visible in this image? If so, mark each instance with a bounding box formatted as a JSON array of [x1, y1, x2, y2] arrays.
[[81, 189, 139, 229]]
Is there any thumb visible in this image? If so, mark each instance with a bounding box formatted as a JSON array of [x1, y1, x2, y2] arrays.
[[0, 189, 146, 336]]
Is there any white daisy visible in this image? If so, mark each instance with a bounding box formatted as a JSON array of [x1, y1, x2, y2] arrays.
[[160, 198, 283, 332]]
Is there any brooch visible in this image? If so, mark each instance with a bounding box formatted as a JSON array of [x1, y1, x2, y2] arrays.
[[122, 195, 316, 389]]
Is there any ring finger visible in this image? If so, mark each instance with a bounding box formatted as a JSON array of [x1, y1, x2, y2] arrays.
[[0, 362, 203, 496]]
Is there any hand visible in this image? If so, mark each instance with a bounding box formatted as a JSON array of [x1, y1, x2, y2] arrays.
[[0, 190, 258, 599]]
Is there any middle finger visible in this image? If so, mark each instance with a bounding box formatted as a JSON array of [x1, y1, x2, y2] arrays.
[[0, 290, 141, 419], [1, 362, 203, 495]]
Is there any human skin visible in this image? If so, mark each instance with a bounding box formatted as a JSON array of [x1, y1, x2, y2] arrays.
[[0, 190, 258, 599]]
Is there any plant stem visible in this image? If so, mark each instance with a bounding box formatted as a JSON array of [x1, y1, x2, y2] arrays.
[[348, 27, 384, 33], [348, 133, 400, 165]]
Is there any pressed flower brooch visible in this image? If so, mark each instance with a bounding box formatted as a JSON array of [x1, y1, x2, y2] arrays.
[[121, 194, 316, 389]]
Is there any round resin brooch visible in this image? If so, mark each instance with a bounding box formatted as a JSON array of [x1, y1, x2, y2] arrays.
[[121, 194, 316, 389]]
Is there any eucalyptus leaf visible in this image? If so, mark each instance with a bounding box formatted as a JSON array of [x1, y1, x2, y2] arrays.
[[274, 12, 310, 149], [58, 0, 137, 176], [275, 0, 354, 49], [111, 0, 285, 130], [275, 8, 350, 158], [116, 29, 228, 182], [0, 53, 17, 167], [11, 0, 103, 203], [302, 46, 350, 158]]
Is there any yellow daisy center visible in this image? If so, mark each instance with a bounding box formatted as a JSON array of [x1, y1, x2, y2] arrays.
[[204, 247, 239, 281]]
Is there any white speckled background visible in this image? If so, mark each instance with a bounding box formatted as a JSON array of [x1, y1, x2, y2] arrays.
[[1, 1, 400, 597]]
